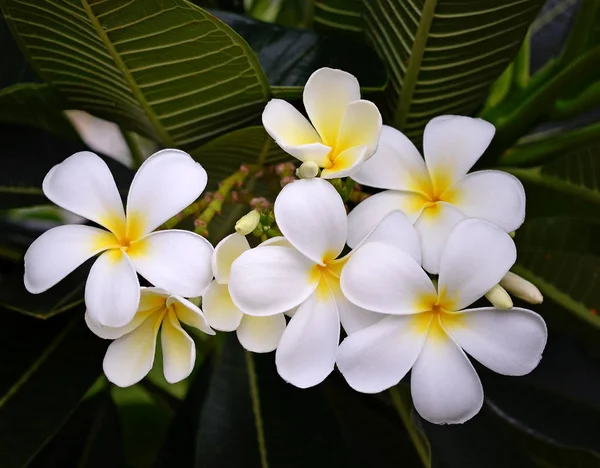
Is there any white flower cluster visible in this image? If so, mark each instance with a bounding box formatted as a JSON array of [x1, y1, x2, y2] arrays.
[[23, 68, 546, 425]]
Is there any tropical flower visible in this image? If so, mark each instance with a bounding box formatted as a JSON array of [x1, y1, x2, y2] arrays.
[[336, 219, 547, 424], [228, 178, 421, 388], [24, 150, 214, 327], [347, 117, 526, 273], [202, 233, 287, 353], [262, 67, 382, 179], [86, 287, 214, 387]]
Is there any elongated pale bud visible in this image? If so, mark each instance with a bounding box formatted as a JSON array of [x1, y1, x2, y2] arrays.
[[500, 272, 543, 304], [235, 210, 260, 236], [485, 284, 513, 310], [296, 161, 319, 179]]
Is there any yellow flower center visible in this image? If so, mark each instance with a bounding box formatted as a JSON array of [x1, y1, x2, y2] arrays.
[[310, 254, 348, 301], [411, 291, 463, 340], [94, 212, 148, 258]]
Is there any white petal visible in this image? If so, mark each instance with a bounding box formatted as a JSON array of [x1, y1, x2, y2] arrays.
[[42, 152, 126, 235], [450, 170, 526, 232], [212, 233, 250, 284], [167, 295, 214, 335], [65, 110, 132, 167], [340, 242, 436, 315], [337, 314, 430, 393], [229, 246, 318, 316], [237, 314, 287, 353], [138, 287, 169, 311], [336, 100, 382, 158], [330, 278, 382, 334], [352, 125, 430, 191], [303, 67, 360, 146], [320, 145, 367, 179], [85, 306, 157, 340], [274, 178, 346, 264], [202, 281, 244, 331], [411, 316, 483, 424], [161, 308, 196, 383], [414, 202, 465, 274], [103, 310, 163, 387], [258, 236, 292, 248], [277, 142, 332, 168], [24, 225, 119, 294], [423, 115, 495, 193], [437, 219, 516, 311], [358, 210, 421, 264], [262, 99, 321, 147], [85, 249, 140, 327], [130, 230, 213, 297], [346, 190, 426, 249], [275, 288, 340, 388], [125, 149, 207, 237], [442, 307, 547, 376]]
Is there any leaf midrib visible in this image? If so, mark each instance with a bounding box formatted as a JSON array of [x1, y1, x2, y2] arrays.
[[393, 0, 438, 129], [80, 0, 175, 146]]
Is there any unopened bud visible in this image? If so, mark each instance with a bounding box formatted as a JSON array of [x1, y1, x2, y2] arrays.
[[500, 271, 543, 304], [509, 231, 516, 238], [235, 210, 260, 236], [296, 161, 319, 179], [485, 284, 513, 310]]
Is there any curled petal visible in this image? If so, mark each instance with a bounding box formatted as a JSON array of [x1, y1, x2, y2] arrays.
[[336, 100, 382, 158], [85, 305, 157, 340], [202, 281, 244, 332], [212, 233, 250, 284], [320, 145, 367, 179], [274, 178, 347, 264], [262, 99, 322, 148], [161, 309, 196, 383], [167, 295, 214, 335], [42, 152, 126, 235], [126, 149, 207, 237], [237, 314, 287, 353]]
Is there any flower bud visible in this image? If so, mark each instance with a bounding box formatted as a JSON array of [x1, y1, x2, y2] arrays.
[[235, 210, 260, 236], [500, 272, 543, 304], [295, 161, 319, 179], [485, 284, 513, 310]]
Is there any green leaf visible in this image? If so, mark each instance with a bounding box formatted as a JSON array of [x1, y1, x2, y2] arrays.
[[0, 311, 107, 468], [313, 0, 363, 33], [0, 0, 270, 149], [513, 217, 600, 329], [0, 13, 38, 88], [363, 0, 544, 141], [0, 83, 78, 139]]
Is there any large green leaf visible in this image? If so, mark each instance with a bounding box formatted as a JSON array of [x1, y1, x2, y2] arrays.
[[363, 0, 544, 141], [0, 310, 107, 468], [0, 0, 270, 149], [313, 0, 363, 33], [0, 12, 38, 88]]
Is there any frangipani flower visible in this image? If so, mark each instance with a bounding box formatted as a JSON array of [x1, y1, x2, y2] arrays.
[[228, 178, 421, 388], [86, 287, 214, 387], [337, 219, 547, 424], [262, 67, 382, 179], [203, 233, 287, 353], [24, 150, 214, 327], [348, 117, 526, 273]]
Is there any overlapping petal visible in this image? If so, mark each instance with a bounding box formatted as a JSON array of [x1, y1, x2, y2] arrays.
[[262, 99, 322, 147], [167, 295, 214, 335], [303, 68, 360, 146], [85, 249, 140, 327], [276, 288, 340, 388], [337, 314, 431, 393], [335, 100, 382, 157], [329, 279, 382, 334], [451, 170, 526, 232], [42, 152, 126, 235], [203, 281, 244, 331], [85, 306, 157, 340], [24, 225, 119, 294], [410, 317, 483, 424], [341, 242, 436, 315], [161, 308, 196, 383], [131, 230, 213, 298], [437, 219, 516, 311], [237, 314, 287, 353], [103, 310, 163, 387], [351, 125, 430, 192], [274, 179, 347, 264], [423, 115, 495, 193], [212, 233, 250, 284], [321, 145, 367, 179], [229, 246, 318, 316], [125, 149, 207, 237], [442, 307, 547, 376]]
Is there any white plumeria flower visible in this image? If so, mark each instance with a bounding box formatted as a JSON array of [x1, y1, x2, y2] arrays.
[[24, 150, 214, 327], [86, 287, 214, 387], [347, 117, 526, 273], [228, 178, 421, 388], [262, 67, 382, 179], [202, 233, 287, 353], [337, 219, 547, 424]]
